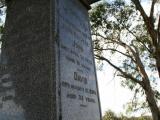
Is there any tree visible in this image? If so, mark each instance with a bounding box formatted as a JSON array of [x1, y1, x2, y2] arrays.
[[103, 110, 119, 120], [102, 110, 152, 120], [89, 0, 160, 120]]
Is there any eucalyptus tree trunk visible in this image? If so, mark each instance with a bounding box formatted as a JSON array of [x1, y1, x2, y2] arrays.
[[155, 39, 160, 78], [142, 81, 160, 120], [131, 1, 160, 118], [156, 55, 160, 78]]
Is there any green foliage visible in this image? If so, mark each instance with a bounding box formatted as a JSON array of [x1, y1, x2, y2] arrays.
[[102, 110, 152, 120], [103, 110, 119, 120]]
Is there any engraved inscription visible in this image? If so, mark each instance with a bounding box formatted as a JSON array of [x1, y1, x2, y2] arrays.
[[74, 72, 88, 84]]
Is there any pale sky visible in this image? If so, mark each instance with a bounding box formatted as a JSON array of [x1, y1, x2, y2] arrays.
[[97, 65, 134, 115]]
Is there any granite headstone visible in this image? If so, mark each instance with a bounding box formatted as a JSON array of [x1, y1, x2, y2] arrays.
[[1, 0, 101, 120]]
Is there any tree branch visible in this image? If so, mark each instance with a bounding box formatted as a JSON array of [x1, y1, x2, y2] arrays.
[[158, 16, 160, 45], [94, 47, 136, 62], [95, 55, 142, 85], [131, 0, 148, 21], [0, 5, 4, 8], [121, 24, 152, 53], [92, 33, 108, 40], [131, 0, 157, 45], [150, 0, 156, 20], [131, 88, 140, 109]]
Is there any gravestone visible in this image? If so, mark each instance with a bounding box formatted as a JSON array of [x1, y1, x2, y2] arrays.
[[1, 0, 101, 120]]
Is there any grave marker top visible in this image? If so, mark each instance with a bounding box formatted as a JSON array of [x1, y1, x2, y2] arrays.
[[80, 0, 100, 9]]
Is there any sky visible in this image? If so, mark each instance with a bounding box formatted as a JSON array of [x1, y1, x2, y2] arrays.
[[97, 65, 134, 115]]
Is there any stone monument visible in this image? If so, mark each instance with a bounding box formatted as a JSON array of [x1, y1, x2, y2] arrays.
[[1, 0, 101, 120]]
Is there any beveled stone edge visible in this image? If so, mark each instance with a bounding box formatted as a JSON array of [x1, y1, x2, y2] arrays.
[[79, 0, 91, 10], [79, 0, 100, 10]]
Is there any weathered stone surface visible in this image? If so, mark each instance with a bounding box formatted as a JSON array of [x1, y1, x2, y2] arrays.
[[58, 0, 101, 120], [0, 0, 101, 120], [2, 0, 54, 120]]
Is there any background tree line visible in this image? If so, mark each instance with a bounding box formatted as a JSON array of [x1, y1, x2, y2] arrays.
[[103, 110, 152, 120]]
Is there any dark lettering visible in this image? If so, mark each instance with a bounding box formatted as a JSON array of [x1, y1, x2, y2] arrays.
[[78, 95, 84, 101], [67, 93, 76, 99], [71, 84, 84, 92], [85, 97, 95, 103], [61, 81, 70, 88], [65, 56, 75, 64], [74, 72, 87, 84]]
